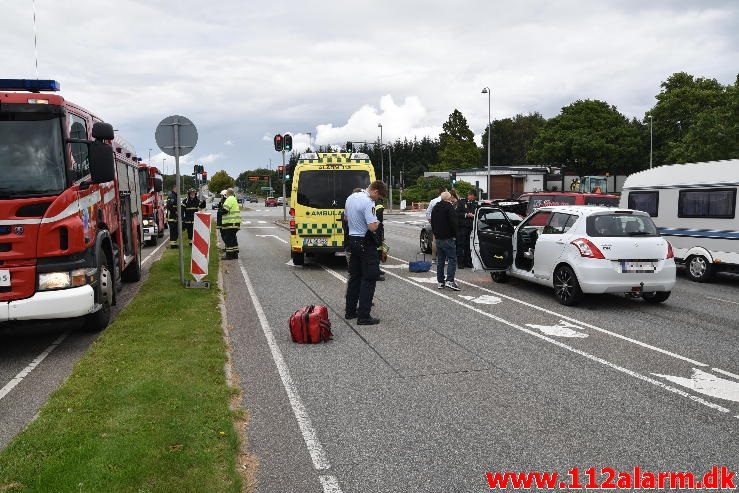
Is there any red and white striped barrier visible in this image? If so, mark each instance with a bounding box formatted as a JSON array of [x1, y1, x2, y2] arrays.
[[190, 211, 211, 282]]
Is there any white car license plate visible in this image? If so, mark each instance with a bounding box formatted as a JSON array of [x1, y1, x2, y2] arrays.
[[304, 238, 328, 247], [621, 261, 655, 273], [0, 270, 10, 287]]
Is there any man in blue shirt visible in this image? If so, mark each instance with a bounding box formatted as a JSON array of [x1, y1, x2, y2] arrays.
[[344, 180, 387, 325]]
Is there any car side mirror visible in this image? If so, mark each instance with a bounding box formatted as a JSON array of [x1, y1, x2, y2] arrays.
[[92, 122, 115, 140], [89, 141, 115, 183]]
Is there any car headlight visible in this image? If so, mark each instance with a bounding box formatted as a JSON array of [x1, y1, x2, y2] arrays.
[[143, 219, 150, 226], [38, 268, 94, 291]]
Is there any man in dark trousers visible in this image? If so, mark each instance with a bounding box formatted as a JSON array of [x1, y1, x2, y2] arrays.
[[456, 190, 477, 268], [344, 180, 387, 325], [166, 187, 181, 249], [431, 191, 461, 291], [182, 188, 206, 245]]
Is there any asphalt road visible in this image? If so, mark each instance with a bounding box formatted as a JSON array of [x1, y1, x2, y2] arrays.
[[0, 232, 170, 450], [225, 205, 739, 493]]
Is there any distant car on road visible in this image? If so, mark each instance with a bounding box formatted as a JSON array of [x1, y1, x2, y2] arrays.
[[277, 197, 285, 205], [248, 195, 258, 203], [211, 199, 221, 210], [236, 196, 245, 204], [471, 205, 676, 305], [265, 197, 278, 207]]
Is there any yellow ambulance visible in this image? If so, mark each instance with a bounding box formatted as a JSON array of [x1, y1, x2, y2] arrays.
[[289, 152, 376, 265]]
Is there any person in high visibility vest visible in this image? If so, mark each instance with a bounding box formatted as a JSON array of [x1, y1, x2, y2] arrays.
[[220, 188, 241, 260], [182, 188, 206, 246]]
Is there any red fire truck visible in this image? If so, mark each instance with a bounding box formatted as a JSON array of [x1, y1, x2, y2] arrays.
[[138, 163, 165, 246], [0, 79, 143, 331]]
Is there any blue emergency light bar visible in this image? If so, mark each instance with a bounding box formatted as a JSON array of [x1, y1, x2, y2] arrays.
[[0, 79, 60, 92]]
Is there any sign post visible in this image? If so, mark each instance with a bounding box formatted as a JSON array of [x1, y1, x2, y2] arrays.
[[155, 115, 198, 286]]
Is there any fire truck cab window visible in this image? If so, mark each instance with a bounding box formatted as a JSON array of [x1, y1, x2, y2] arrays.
[[68, 114, 89, 181]]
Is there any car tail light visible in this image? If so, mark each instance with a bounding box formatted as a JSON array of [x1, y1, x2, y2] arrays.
[[571, 238, 605, 259], [289, 220, 296, 234], [289, 208, 295, 217], [666, 241, 674, 259]]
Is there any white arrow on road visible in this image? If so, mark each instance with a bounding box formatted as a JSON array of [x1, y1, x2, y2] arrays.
[[526, 320, 588, 338], [256, 234, 288, 244], [652, 368, 739, 403]]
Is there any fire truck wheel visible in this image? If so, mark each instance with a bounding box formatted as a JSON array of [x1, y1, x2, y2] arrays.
[[84, 259, 112, 332], [122, 245, 142, 283], [147, 235, 158, 247]]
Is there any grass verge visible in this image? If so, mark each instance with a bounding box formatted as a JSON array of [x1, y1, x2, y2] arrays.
[[0, 236, 243, 493]]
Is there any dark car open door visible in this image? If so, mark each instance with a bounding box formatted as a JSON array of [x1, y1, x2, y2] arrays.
[[472, 207, 515, 271]]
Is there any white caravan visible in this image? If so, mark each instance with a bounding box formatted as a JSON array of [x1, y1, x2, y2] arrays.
[[620, 159, 739, 282]]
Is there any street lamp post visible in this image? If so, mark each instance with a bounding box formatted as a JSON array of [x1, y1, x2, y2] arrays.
[[377, 123, 384, 183], [481, 87, 491, 199], [307, 132, 312, 151], [162, 157, 167, 176], [648, 115, 653, 169], [388, 145, 393, 212]]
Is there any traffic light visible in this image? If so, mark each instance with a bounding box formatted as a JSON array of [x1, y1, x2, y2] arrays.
[[202, 171, 208, 183], [277, 165, 285, 177], [284, 134, 293, 152], [274, 134, 283, 152], [450, 172, 457, 186], [346, 141, 353, 152], [284, 163, 294, 181]]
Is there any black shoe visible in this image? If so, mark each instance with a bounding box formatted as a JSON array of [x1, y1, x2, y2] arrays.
[[357, 317, 380, 325], [378, 274, 386, 281], [344, 312, 357, 320]]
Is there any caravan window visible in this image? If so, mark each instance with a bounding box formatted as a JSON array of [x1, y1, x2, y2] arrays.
[[678, 189, 736, 219], [628, 191, 659, 217]]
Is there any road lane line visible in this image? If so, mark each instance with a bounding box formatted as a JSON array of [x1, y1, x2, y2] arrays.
[[319, 265, 347, 283], [0, 332, 68, 402], [373, 267, 732, 416], [706, 296, 739, 305], [142, 238, 168, 265], [237, 261, 332, 471], [714, 368, 739, 380], [386, 255, 708, 368], [319, 475, 344, 493]]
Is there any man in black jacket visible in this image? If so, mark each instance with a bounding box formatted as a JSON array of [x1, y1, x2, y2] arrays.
[[456, 191, 477, 268], [430, 191, 460, 291]]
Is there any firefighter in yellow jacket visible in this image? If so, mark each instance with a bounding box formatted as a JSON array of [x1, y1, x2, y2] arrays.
[[220, 188, 241, 260]]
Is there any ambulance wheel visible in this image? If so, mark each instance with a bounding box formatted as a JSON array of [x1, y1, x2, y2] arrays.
[[122, 245, 142, 282], [291, 252, 304, 266], [83, 256, 112, 332], [491, 272, 508, 283]]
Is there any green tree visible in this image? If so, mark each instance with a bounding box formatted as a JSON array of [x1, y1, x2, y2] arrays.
[[162, 174, 195, 193], [207, 170, 235, 194], [434, 109, 480, 171], [480, 113, 546, 165], [647, 72, 734, 165], [528, 99, 642, 175], [648, 72, 738, 164]]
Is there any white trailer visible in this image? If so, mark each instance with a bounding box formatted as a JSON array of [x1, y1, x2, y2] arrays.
[[620, 159, 739, 282]]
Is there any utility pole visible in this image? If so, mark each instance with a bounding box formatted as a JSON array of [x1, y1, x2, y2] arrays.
[[281, 150, 287, 220]]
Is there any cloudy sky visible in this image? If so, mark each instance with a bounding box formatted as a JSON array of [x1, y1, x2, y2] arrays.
[[4, 1, 737, 177]]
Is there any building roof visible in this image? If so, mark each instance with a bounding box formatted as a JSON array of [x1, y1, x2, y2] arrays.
[[622, 159, 739, 190]]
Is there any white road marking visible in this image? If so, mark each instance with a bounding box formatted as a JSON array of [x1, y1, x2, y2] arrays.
[[244, 221, 252, 225], [142, 238, 168, 265], [237, 262, 332, 471], [243, 227, 276, 229], [387, 254, 709, 368], [458, 295, 475, 300], [379, 263, 406, 269], [255, 234, 288, 244], [376, 268, 731, 415], [706, 296, 739, 305], [471, 294, 503, 305], [0, 333, 68, 401], [322, 261, 733, 414], [320, 265, 347, 283], [319, 475, 344, 493], [652, 369, 739, 403], [527, 321, 589, 338], [258, 220, 267, 224], [713, 368, 739, 381], [408, 277, 439, 284], [286, 260, 295, 266]]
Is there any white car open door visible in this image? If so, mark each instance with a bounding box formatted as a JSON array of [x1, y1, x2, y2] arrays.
[[472, 207, 515, 272]]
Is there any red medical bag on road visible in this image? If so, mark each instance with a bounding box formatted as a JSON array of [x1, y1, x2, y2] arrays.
[[289, 305, 333, 344]]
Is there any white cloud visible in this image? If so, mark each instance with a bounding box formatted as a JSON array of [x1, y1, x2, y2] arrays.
[[224, 140, 234, 146], [314, 95, 443, 146]]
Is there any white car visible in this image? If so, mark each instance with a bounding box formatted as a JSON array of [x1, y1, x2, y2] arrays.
[[472, 205, 677, 305]]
